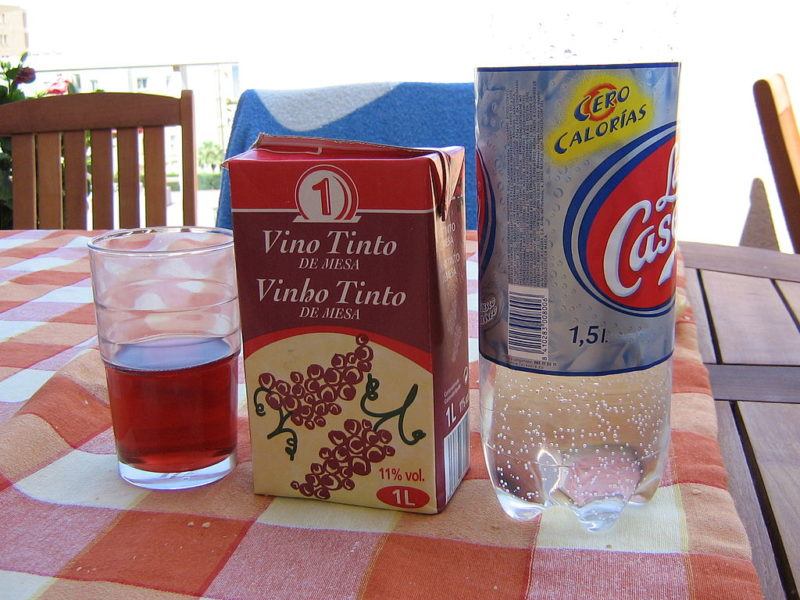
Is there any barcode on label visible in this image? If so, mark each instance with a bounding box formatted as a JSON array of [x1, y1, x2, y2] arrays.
[[508, 284, 548, 360], [444, 409, 469, 502]]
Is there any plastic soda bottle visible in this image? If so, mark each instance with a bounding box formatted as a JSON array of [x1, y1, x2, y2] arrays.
[[475, 63, 680, 531]]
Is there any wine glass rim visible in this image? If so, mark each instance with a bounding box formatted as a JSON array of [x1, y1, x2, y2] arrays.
[[88, 226, 233, 255]]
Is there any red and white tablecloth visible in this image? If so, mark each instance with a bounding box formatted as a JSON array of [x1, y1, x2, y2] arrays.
[[0, 229, 762, 599]]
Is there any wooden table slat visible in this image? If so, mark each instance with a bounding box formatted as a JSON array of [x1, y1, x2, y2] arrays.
[[708, 365, 800, 403], [716, 401, 786, 600], [681, 241, 800, 283], [684, 267, 717, 363], [702, 271, 800, 366], [739, 401, 800, 595], [776, 281, 800, 327]]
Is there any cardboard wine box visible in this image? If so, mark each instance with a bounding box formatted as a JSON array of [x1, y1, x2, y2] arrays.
[[227, 135, 469, 513]]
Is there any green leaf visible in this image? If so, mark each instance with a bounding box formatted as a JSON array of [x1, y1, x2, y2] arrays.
[[0, 204, 12, 230], [20, 51, 28, 63], [0, 172, 10, 203]]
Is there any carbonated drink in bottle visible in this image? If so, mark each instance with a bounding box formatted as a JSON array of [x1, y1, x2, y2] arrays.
[[476, 63, 680, 531]]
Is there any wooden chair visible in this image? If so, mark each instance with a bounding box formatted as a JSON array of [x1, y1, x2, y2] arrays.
[[740, 178, 780, 251], [0, 90, 197, 229], [754, 75, 800, 253]]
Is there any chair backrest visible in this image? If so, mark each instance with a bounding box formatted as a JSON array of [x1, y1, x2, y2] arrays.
[[754, 75, 800, 253], [0, 90, 197, 229], [216, 83, 476, 230]]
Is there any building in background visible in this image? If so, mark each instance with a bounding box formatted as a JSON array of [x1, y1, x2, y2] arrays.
[[0, 4, 27, 58]]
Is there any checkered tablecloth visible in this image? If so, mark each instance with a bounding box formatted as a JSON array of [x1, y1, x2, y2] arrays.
[[0, 229, 762, 599]]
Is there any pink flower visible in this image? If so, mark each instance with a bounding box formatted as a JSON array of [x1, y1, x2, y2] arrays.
[[13, 67, 35, 85], [45, 77, 71, 96]]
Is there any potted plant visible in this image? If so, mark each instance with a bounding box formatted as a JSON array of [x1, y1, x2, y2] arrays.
[[0, 54, 38, 228]]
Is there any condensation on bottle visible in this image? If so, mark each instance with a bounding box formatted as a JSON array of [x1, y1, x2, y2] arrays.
[[475, 60, 680, 531]]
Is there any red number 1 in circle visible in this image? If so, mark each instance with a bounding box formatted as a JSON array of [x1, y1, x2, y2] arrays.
[[311, 178, 332, 216]]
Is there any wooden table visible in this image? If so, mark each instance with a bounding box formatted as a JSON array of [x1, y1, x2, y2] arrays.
[[681, 242, 800, 600]]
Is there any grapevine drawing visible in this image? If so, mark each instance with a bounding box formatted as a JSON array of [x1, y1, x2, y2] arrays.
[[291, 418, 395, 500], [292, 371, 426, 500], [254, 333, 427, 499], [252, 334, 373, 460]]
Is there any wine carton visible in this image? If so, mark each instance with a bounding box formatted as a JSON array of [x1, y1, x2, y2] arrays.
[[228, 135, 470, 513]]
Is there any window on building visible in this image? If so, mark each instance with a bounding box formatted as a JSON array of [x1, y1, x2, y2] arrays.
[[91, 80, 99, 91], [0, 34, 8, 47], [136, 77, 148, 90]]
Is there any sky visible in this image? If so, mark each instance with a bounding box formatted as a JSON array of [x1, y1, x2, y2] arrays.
[[14, 0, 800, 248]]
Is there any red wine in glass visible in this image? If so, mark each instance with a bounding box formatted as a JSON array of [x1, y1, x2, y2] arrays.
[[104, 336, 238, 474]]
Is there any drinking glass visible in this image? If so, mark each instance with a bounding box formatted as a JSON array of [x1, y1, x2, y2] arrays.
[[88, 227, 240, 489]]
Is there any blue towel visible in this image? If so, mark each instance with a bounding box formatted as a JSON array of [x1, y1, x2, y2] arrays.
[[216, 82, 476, 229]]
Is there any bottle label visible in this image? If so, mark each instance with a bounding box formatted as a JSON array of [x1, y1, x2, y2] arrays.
[[476, 63, 680, 375]]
